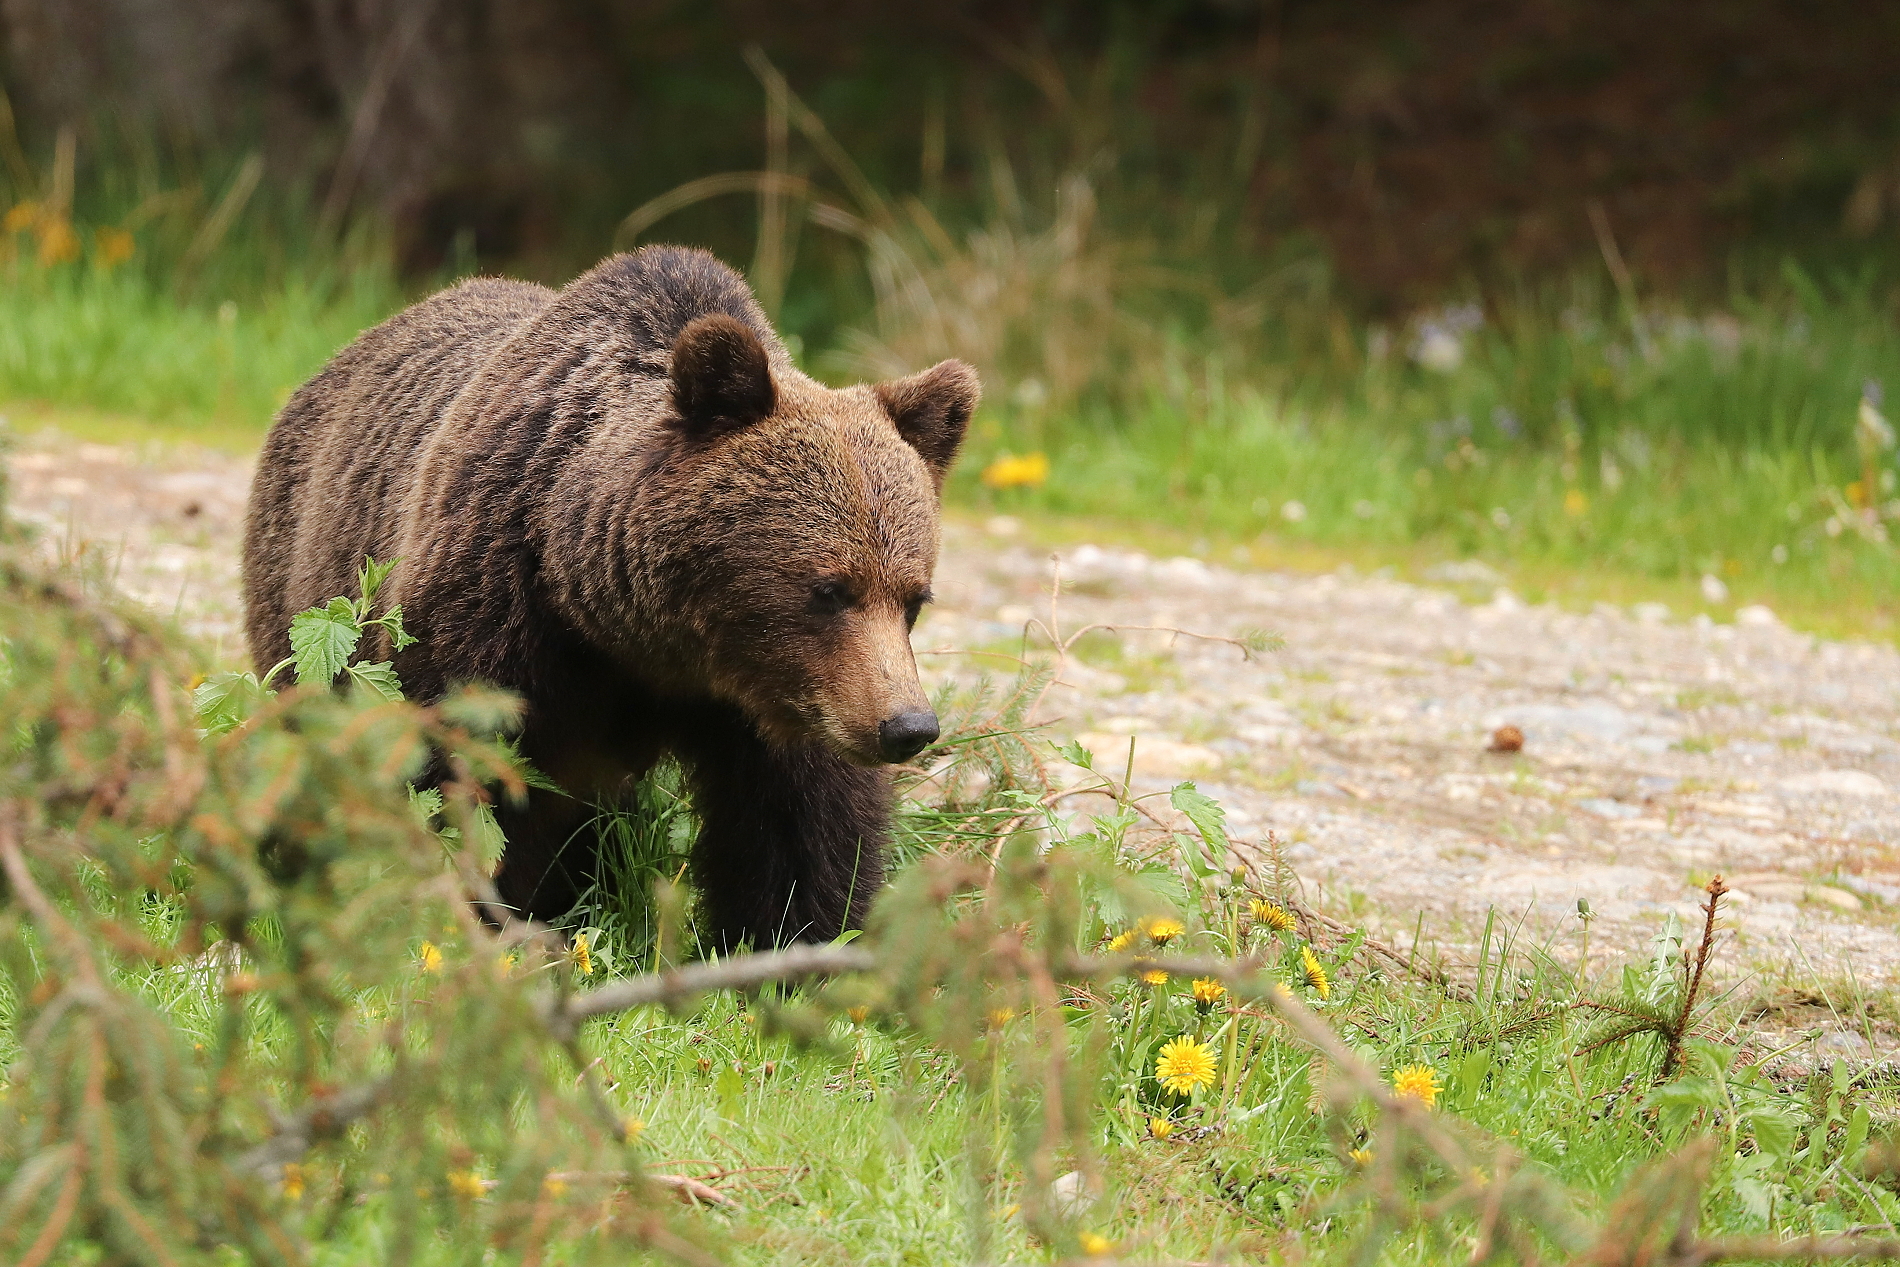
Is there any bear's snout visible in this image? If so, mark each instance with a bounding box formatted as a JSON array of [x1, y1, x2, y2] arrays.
[[877, 708, 940, 763]]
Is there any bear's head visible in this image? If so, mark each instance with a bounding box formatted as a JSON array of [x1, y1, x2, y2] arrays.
[[640, 313, 979, 767]]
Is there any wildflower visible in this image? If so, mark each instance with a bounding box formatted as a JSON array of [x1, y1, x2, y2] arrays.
[[1078, 1231, 1115, 1256], [570, 932, 593, 977], [280, 1163, 305, 1200], [1105, 930, 1137, 953], [1148, 1116, 1175, 1140], [417, 941, 443, 973], [1143, 917, 1186, 946], [2, 201, 37, 233], [543, 1174, 569, 1198], [846, 1005, 870, 1024], [94, 226, 135, 268], [1391, 1064, 1441, 1108], [1564, 488, 1589, 517], [1139, 969, 1169, 986], [36, 215, 79, 266], [986, 1006, 1016, 1029], [1251, 899, 1297, 933], [621, 1117, 645, 1142], [1189, 977, 1227, 1009], [980, 451, 1049, 490], [1155, 1035, 1218, 1096], [1349, 1147, 1373, 1166], [1300, 945, 1331, 1000], [448, 1169, 486, 1199]]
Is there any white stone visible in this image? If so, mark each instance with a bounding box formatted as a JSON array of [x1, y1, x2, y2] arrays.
[[1778, 770, 1889, 798]]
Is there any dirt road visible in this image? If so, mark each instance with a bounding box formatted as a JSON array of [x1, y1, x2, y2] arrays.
[[10, 428, 1899, 1026]]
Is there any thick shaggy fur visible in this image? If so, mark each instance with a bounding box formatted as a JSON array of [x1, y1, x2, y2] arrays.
[[243, 247, 977, 945]]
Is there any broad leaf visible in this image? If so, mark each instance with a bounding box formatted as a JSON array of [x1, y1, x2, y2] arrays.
[[288, 597, 362, 686], [1170, 781, 1230, 869], [1053, 737, 1094, 769], [347, 660, 406, 702], [193, 670, 266, 736]]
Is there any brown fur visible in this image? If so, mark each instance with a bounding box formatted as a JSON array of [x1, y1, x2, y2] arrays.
[[242, 246, 978, 945]]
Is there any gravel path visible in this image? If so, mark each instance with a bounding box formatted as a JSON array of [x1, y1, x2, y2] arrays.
[[10, 429, 1900, 1028]]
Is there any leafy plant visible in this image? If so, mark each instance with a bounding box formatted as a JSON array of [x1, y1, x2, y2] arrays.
[[192, 555, 415, 734]]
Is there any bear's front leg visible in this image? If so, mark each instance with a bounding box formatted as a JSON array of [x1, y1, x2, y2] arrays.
[[490, 786, 600, 926], [678, 712, 890, 951]]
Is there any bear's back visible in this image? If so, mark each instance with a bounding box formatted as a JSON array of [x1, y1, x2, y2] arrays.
[[242, 277, 554, 669]]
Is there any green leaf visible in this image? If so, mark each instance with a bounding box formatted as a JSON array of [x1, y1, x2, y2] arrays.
[[357, 555, 399, 607], [376, 604, 418, 651], [1843, 1104, 1872, 1165], [346, 660, 405, 702], [1054, 737, 1094, 769], [408, 785, 445, 826], [1170, 781, 1230, 867], [1745, 1107, 1799, 1160], [831, 928, 863, 946], [1452, 1047, 1493, 1112], [288, 596, 362, 686], [1730, 1175, 1775, 1224], [471, 802, 507, 876], [193, 670, 267, 735]]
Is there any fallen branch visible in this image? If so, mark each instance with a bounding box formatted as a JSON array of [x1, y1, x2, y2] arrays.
[[233, 1078, 396, 1180], [545, 942, 875, 1038], [1680, 1233, 1900, 1263]]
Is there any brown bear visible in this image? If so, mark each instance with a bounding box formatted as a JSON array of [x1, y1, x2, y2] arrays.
[[242, 245, 978, 947]]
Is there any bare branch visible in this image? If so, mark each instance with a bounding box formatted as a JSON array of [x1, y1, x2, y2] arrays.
[[546, 943, 876, 1038], [1681, 1233, 1900, 1263], [233, 1077, 396, 1180]]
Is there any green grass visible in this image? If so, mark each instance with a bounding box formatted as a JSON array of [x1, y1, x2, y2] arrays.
[[64, 824, 1900, 1266]]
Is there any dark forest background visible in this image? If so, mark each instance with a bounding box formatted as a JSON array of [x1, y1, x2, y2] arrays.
[[11, 0, 1900, 305]]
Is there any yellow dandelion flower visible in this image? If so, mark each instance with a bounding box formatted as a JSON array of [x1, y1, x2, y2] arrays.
[[846, 1004, 870, 1024], [543, 1174, 569, 1198], [1155, 1035, 1218, 1097], [980, 451, 1050, 490], [1348, 1147, 1373, 1166], [1139, 968, 1169, 986], [417, 941, 443, 973], [1251, 899, 1297, 933], [570, 932, 594, 976], [1078, 1231, 1115, 1256], [621, 1117, 645, 1142], [1564, 488, 1589, 517], [37, 216, 79, 266], [1190, 977, 1227, 1008], [1105, 929, 1137, 953], [1391, 1064, 1440, 1107], [1301, 945, 1331, 1000], [1143, 916, 1186, 946], [2, 201, 39, 234], [448, 1169, 486, 1199], [280, 1163, 305, 1200], [1148, 1116, 1175, 1140], [986, 1006, 1016, 1029]]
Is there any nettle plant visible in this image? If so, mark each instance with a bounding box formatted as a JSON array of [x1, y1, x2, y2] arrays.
[[193, 556, 417, 733]]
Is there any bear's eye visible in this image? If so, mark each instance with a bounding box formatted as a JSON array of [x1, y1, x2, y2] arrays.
[[808, 580, 855, 617], [904, 591, 931, 629]]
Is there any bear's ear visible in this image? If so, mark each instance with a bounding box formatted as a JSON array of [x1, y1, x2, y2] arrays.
[[875, 359, 981, 484], [669, 314, 777, 438]]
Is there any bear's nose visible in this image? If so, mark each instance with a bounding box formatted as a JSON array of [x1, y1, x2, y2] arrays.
[[878, 708, 940, 763]]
